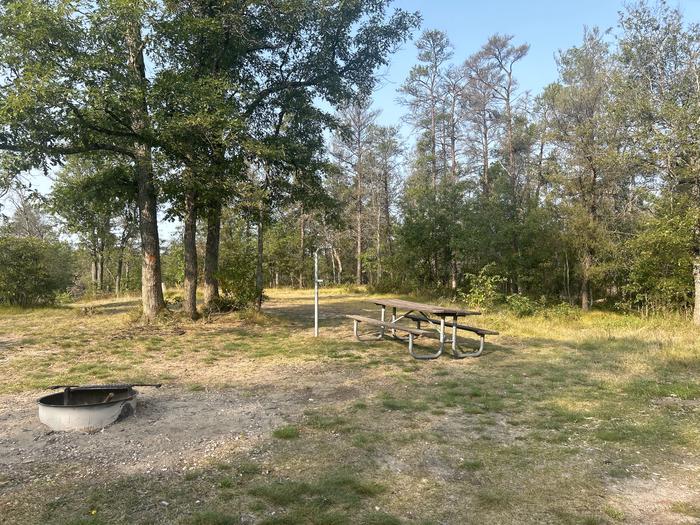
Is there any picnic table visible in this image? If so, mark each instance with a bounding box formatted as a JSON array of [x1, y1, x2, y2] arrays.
[[346, 298, 499, 360]]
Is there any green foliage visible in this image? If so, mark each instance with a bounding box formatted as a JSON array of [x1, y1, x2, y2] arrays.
[[458, 264, 505, 309], [272, 425, 300, 439], [160, 241, 185, 288], [545, 302, 581, 320], [505, 294, 537, 317], [0, 236, 75, 306], [217, 224, 258, 310], [619, 196, 696, 314]]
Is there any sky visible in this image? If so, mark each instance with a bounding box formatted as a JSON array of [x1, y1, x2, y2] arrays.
[[8, 0, 700, 240], [370, 0, 700, 127]]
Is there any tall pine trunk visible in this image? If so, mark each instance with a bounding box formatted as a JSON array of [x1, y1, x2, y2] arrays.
[[581, 249, 592, 311], [355, 175, 362, 285], [255, 204, 264, 310], [97, 238, 104, 291], [203, 202, 221, 305], [115, 256, 123, 298], [299, 211, 305, 288], [126, 15, 165, 321], [693, 256, 700, 325], [693, 192, 700, 325], [91, 246, 98, 291], [183, 190, 198, 319]]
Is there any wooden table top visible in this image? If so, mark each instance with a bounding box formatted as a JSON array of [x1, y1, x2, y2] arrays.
[[372, 298, 481, 317]]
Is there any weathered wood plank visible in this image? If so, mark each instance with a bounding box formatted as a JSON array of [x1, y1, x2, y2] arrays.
[[404, 314, 499, 336], [371, 298, 480, 316], [345, 315, 433, 336]]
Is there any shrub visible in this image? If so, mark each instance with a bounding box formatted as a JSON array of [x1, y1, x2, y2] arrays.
[[506, 294, 538, 317], [0, 236, 75, 306], [458, 263, 505, 309], [546, 301, 581, 320], [217, 234, 258, 310]]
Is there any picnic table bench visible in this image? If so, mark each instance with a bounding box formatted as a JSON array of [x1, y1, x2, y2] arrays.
[[346, 298, 499, 360]]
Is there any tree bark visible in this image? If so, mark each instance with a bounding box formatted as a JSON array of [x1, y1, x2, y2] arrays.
[[115, 256, 123, 298], [126, 15, 165, 321], [91, 249, 98, 291], [693, 256, 700, 326], [255, 205, 264, 310], [183, 190, 198, 320], [481, 114, 490, 194], [97, 238, 104, 291], [203, 202, 221, 305], [299, 210, 305, 288], [375, 194, 382, 283], [581, 249, 592, 311], [333, 248, 343, 284], [355, 169, 363, 286]]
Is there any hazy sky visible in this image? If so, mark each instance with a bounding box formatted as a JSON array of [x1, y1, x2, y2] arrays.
[[371, 0, 700, 127]]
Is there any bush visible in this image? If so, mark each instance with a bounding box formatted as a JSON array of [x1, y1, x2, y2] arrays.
[[0, 236, 75, 306], [458, 263, 505, 309], [545, 301, 581, 320], [217, 237, 258, 310], [619, 196, 696, 315], [505, 294, 538, 317]]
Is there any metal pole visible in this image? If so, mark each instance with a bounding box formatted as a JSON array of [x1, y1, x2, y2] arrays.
[[314, 250, 319, 336]]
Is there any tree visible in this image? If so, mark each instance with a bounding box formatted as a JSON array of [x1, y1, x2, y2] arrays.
[[0, 236, 74, 306], [399, 30, 453, 189], [154, 0, 419, 310], [462, 52, 500, 193], [331, 101, 379, 285], [1, 189, 56, 241], [543, 28, 627, 310], [50, 157, 137, 294], [617, 1, 700, 324], [0, 0, 165, 319], [366, 125, 403, 284]]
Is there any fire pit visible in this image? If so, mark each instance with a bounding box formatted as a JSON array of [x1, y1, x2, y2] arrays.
[[38, 383, 161, 432]]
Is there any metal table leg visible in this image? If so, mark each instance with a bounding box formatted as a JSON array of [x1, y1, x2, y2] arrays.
[[451, 334, 485, 358], [380, 306, 386, 338], [409, 333, 443, 360], [439, 316, 446, 354], [451, 314, 458, 357], [352, 319, 384, 341]]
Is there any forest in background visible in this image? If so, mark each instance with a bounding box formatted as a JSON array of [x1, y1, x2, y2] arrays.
[[0, 1, 698, 324]]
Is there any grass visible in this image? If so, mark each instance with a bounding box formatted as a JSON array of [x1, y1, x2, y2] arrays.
[[0, 288, 698, 524], [670, 501, 700, 518], [272, 425, 301, 439]]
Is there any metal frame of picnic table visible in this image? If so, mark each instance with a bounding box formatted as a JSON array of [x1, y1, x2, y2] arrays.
[[364, 298, 482, 359]]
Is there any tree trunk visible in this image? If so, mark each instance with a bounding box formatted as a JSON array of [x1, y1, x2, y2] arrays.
[[255, 205, 264, 310], [581, 249, 592, 311], [693, 256, 700, 326], [383, 174, 393, 258], [91, 250, 98, 291], [299, 210, 305, 288], [333, 248, 343, 284], [450, 259, 457, 291], [481, 114, 490, 194], [183, 190, 198, 320], [375, 199, 382, 283], [134, 148, 165, 320], [430, 95, 437, 189], [97, 239, 104, 291], [203, 202, 221, 305], [115, 255, 123, 298], [126, 16, 165, 321]]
